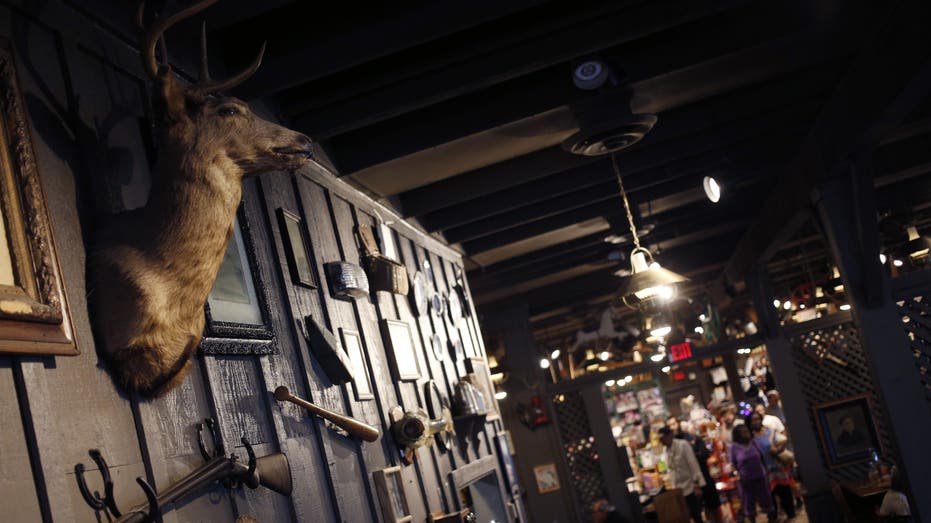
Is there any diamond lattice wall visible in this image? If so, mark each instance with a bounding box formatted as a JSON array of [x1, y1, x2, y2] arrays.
[[552, 390, 606, 515]]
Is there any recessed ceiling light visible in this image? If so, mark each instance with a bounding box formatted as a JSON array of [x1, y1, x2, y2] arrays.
[[539, 358, 550, 369], [703, 176, 721, 203], [550, 348, 561, 360]]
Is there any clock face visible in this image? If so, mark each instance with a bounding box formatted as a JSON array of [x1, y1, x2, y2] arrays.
[[410, 270, 428, 316], [447, 289, 463, 324]]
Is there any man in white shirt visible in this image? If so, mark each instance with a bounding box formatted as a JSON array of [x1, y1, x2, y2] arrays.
[[754, 402, 785, 436], [659, 426, 706, 523]]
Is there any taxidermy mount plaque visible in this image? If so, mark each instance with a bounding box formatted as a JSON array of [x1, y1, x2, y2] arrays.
[[90, 1, 313, 396]]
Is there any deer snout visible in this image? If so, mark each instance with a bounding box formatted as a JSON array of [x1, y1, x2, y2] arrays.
[[274, 133, 314, 159]]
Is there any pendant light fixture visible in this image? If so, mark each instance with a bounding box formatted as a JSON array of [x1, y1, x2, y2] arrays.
[[904, 226, 931, 259], [611, 154, 688, 308]]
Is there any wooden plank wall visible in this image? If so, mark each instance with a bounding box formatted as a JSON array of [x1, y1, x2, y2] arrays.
[[0, 1, 512, 521]]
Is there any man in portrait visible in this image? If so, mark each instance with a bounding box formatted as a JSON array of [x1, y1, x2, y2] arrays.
[[835, 414, 868, 454]]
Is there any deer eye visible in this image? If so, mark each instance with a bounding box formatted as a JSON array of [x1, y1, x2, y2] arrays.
[[217, 106, 239, 117]]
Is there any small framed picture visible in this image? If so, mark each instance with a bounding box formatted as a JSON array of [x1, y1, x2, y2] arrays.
[[813, 393, 883, 468], [381, 319, 421, 381], [340, 328, 374, 400], [203, 212, 276, 354], [466, 357, 499, 420], [533, 463, 560, 494], [277, 208, 317, 288], [373, 466, 413, 523]]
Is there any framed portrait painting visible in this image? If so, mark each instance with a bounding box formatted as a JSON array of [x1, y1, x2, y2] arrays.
[[813, 394, 882, 468]]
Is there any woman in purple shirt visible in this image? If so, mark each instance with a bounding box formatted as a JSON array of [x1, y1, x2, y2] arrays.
[[730, 424, 776, 522]]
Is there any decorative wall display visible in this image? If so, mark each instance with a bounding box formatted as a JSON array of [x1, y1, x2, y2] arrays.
[[274, 386, 381, 441], [447, 289, 463, 324], [357, 223, 409, 295], [203, 215, 276, 355], [430, 333, 445, 361], [276, 208, 317, 288], [88, 2, 312, 395], [466, 357, 500, 420], [430, 291, 445, 319], [304, 316, 352, 385], [340, 328, 374, 400], [324, 261, 369, 301], [373, 466, 413, 523], [381, 319, 421, 380], [813, 394, 883, 468], [0, 39, 76, 356], [410, 271, 428, 316], [533, 463, 561, 494], [75, 419, 292, 521]]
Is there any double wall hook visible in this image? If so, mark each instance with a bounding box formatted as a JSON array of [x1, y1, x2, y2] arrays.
[[75, 448, 122, 519]]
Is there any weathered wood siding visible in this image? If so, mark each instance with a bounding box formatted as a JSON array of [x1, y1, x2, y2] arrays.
[[0, 2, 512, 521]]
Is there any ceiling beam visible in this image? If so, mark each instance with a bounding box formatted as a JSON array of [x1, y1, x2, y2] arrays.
[[288, 0, 747, 138], [723, 0, 931, 287], [320, 2, 811, 170], [399, 70, 835, 217], [236, 0, 548, 97]]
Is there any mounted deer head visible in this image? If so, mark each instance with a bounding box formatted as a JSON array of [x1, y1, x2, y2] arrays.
[[91, 0, 312, 397]]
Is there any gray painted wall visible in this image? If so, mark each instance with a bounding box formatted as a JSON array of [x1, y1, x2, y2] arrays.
[[0, 2, 514, 521]]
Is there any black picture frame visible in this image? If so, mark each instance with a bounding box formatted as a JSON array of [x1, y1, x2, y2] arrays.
[[341, 328, 374, 400], [381, 319, 421, 381], [202, 208, 276, 355], [813, 393, 883, 468], [277, 207, 317, 288]]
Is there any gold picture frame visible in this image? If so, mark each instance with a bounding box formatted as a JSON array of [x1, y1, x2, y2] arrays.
[[0, 38, 76, 356], [533, 462, 560, 494]]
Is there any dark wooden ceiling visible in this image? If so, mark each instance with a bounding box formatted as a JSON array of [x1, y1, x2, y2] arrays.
[[113, 0, 931, 346]]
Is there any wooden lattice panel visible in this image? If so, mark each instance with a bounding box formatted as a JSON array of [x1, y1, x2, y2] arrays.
[[787, 320, 896, 481], [552, 391, 607, 512], [894, 295, 931, 400]]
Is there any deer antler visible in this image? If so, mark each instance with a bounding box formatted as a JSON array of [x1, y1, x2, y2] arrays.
[[139, 0, 266, 95], [192, 21, 266, 98]]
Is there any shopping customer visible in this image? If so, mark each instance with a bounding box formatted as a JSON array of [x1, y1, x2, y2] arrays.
[[659, 426, 706, 523], [729, 424, 776, 522], [749, 412, 796, 519]]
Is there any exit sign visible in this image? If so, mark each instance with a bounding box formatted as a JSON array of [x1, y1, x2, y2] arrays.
[[669, 342, 693, 362]]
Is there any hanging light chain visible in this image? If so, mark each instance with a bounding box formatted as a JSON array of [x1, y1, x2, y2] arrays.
[[611, 153, 641, 250]]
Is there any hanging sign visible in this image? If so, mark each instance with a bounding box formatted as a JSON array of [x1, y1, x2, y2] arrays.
[[669, 341, 693, 363]]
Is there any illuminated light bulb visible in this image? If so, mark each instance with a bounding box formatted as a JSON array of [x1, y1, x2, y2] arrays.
[[799, 304, 806, 309], [658, 285, 674, 300], [605, 379, 616, 387], [773, 299, 781, 308], [699, 314, 707, 322], [893, 259, 904, 267], [494, 391, 508, 400], [539, 358, 550, 369], [650, 352, 666, 362], [783, 301, 792, 310], [694, 326, 704, 334], [703, 176, 721, 203], [550, 348, 561, 360], [650, 326, 671, 338], [649, 261, 661, 270], [880, 253, 887, 264], [624, 375, 633, 383], [599, 351, 610, 361], [661, 366, 671, 373], [839, 304, 851, 311]]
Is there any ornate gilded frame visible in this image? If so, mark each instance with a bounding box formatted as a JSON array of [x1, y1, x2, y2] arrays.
[[0, 38, 76, 355]]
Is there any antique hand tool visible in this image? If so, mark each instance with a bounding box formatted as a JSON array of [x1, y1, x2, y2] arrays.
[[274, 385, 381, 442]]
